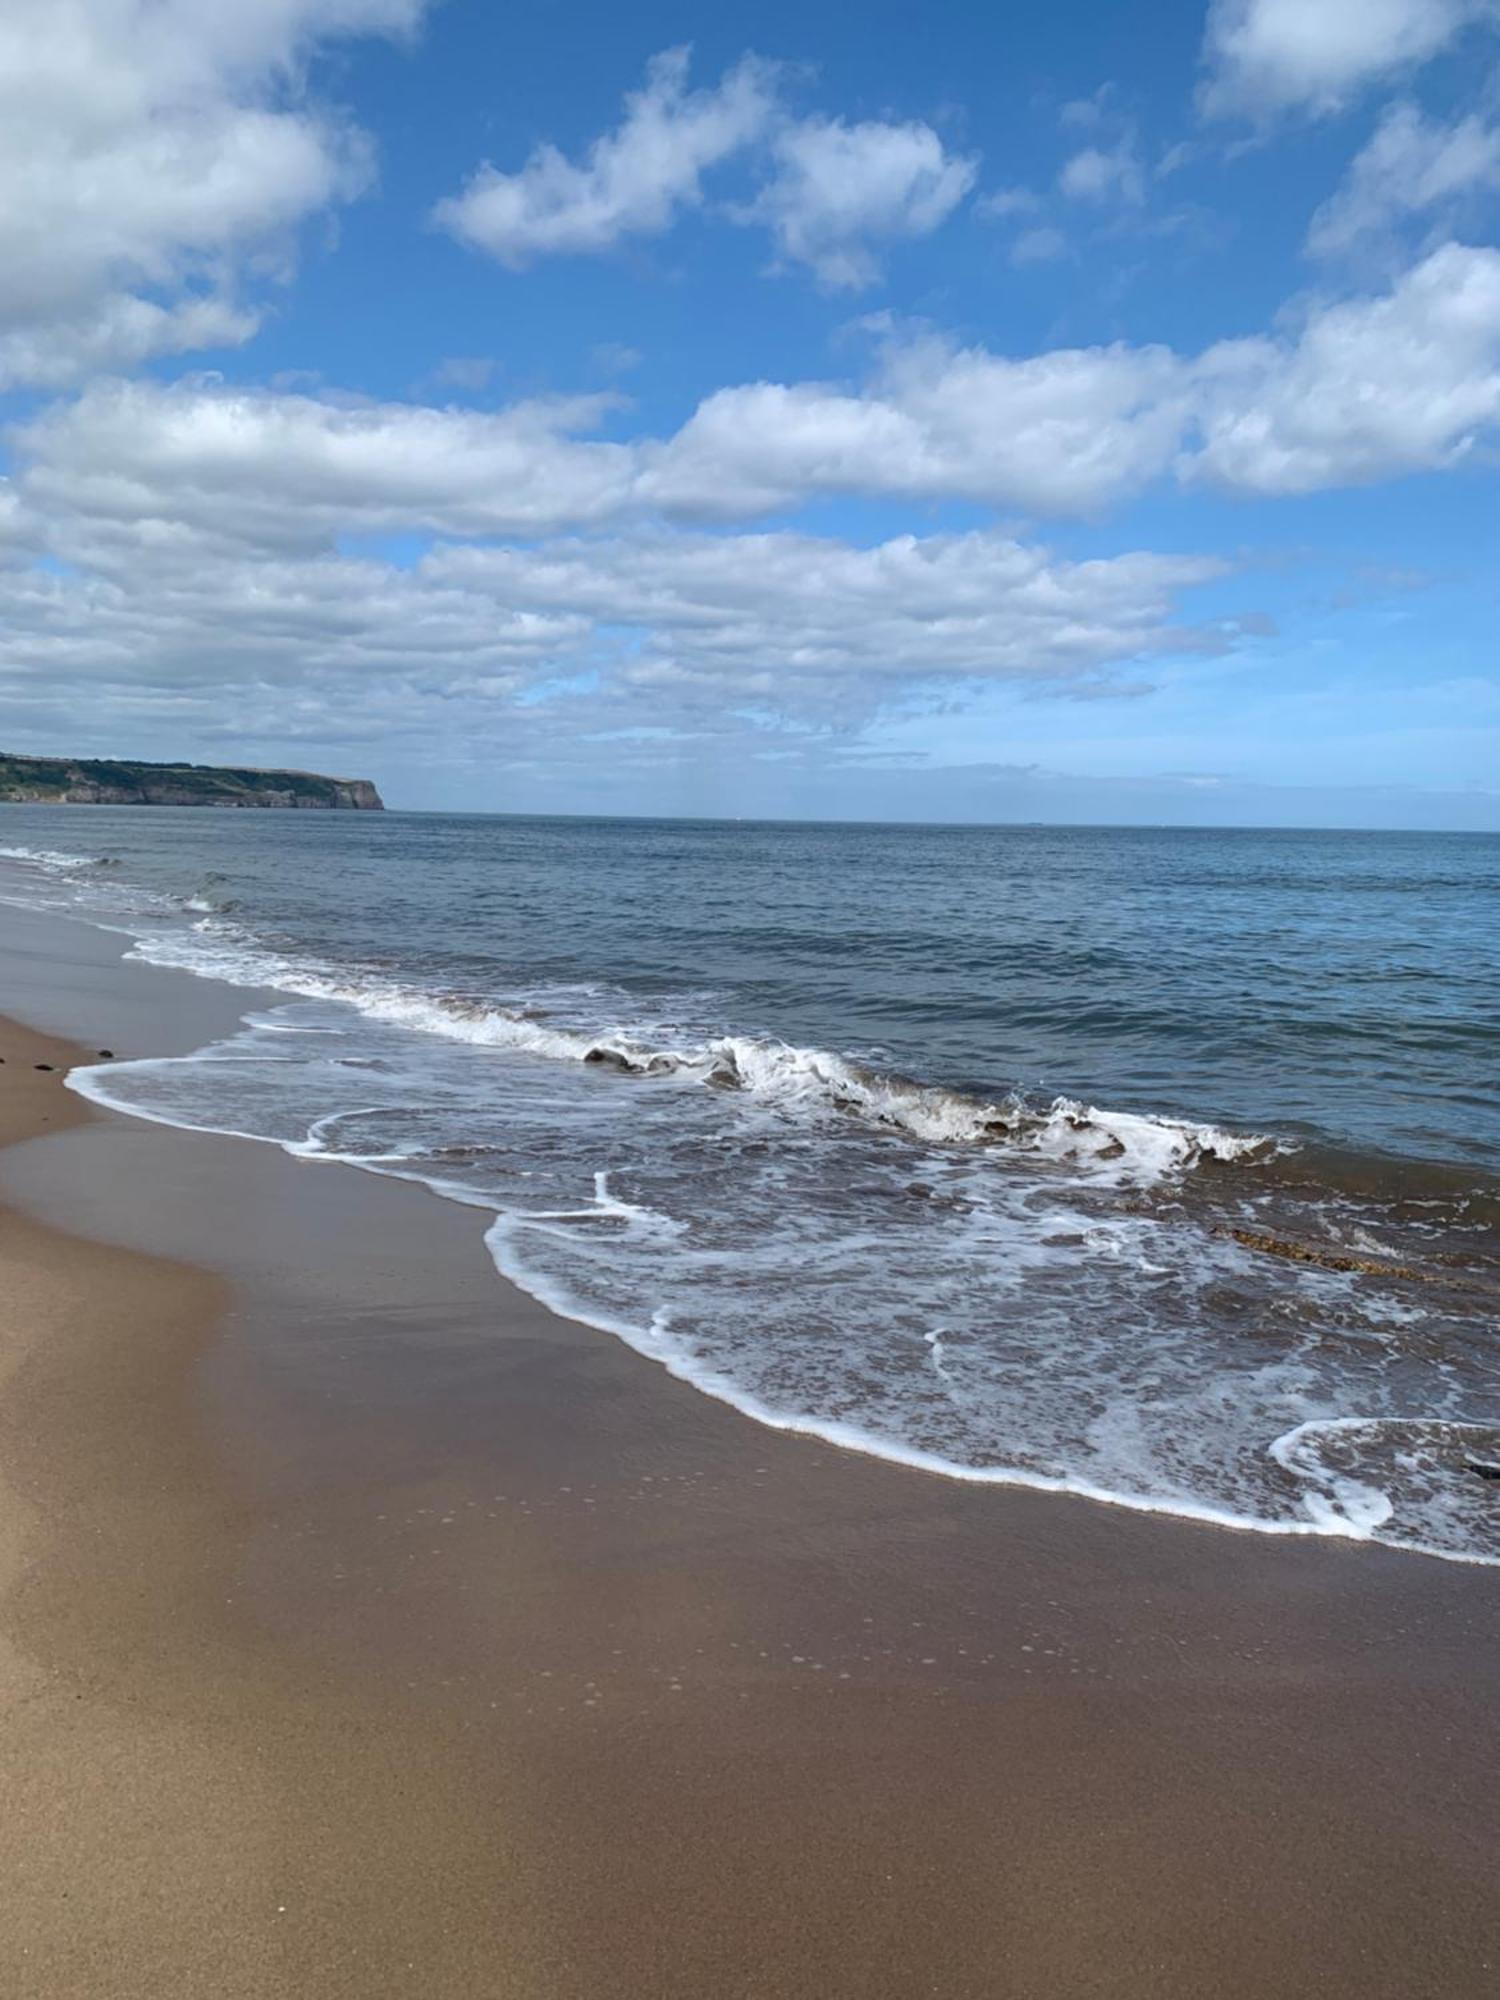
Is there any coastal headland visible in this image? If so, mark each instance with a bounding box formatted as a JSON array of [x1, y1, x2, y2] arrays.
[[0, 902, 1496, 1998], [0, 753, 382, 809]]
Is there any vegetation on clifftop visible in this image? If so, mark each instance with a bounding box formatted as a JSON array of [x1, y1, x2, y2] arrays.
[[0, 754, 383, 810]]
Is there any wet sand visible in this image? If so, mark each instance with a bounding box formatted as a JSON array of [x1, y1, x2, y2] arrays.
[[0, 906, 1497, 1997]]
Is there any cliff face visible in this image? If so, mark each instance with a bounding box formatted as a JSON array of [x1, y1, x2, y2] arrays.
[[0, 755, 384, 810]]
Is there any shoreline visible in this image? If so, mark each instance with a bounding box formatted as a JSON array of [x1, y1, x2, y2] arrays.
[[0, 1015, 551, 1996], [15, 880, 1493, 1567], [1, 908, 1498, 1995]]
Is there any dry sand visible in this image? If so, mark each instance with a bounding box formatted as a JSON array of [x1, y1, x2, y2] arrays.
[[0, 923, 1497, 1998]]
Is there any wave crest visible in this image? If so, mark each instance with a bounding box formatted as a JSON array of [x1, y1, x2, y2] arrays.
[[289, 984, 1273, 1180], [0, 833, 1278, 1183]]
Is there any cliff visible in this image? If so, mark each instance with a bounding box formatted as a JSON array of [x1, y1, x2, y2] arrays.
[[0, 754, 383, 811]]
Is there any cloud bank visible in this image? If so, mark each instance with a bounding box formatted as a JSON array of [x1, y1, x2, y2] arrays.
[[0, 2, 1496, 818]]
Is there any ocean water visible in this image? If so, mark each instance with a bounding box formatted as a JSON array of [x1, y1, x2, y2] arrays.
[[2, 810, 1497, 1565]]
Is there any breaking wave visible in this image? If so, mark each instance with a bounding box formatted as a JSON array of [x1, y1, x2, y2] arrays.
[[4, 830, 1498, 1568], [15, 864, 1274, 1185]]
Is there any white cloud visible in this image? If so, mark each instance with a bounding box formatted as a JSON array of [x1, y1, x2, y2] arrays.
[[431, 47, 777, 265], [17, 245, 1500, 566], [1307, 102, 1500, 258], [988, 102, 1159, 265], [646, 331, 1187, 515], [5, 10, 1491, 796], [428, 530, 1226, 699], [25, 334, 1188, 543], [1192, 241, 1500, 491], [977, 186, 1041, 219], [1010, 226, 1070, 265], [20, 378, 638, 546], [0, 0, 426, 387], [744, 116, 976, 289], [433, 48, 972, 286], [1059, 88, 1117, 133], [656, 247, 1500, 510], [12, 234, 1498, 767], [1200, 0, 1498, 118], [1058, 142, 1145, 205], [0, 483, 1231, 756], [0, 372, 1234, 750], [0, 296, 260, 394]]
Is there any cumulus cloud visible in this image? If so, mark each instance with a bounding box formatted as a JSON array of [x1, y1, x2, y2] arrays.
[[12, 244, 1494, 767], [977, 186, 1042, 219], [426, 531, 1226, 698], [0, 0, 426, 387], [1306, 102, 1500, 258], [12, 374, 1225, 689], [0, 297, 260, 394], [1191, 241, 1500, 491], [645, 333, 1187, 516], [432, 47, 777, 264], [651, 246, 1500, 510], [1, 339, 1241, 745], [744, 116, 977, 289], [1010, 226, 1070, 265], [986, 97, 1160, 265], [0, 428, 1233, 756], [1200, 0, 1498, 119], [434, 47, 973, 285], [7, 11, 1491, 794], [1058, 141, 1145, 206], [2, 374, 1226, 734], [21, 244, 1500, 554], [19, 378, 639, 546]]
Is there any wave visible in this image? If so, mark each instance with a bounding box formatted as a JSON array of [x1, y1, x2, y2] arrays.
[[10, 827, 1499, 1569], [66, 1015, 1500, 1569], [590, 1033, 1270, 1177], [1269, 1418, 1500, 1560], [123, 934, 1276, 1183], [485, 1227, 1411, 1545], [0, 839, 1276, 1177], [0, 842, 112, 871]]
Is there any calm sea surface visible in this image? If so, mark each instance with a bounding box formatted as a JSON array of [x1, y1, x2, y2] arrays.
[[3, 811, 1497, 1563]]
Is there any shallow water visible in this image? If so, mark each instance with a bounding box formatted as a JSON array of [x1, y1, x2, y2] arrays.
[[2, 810, 1497, 1563]]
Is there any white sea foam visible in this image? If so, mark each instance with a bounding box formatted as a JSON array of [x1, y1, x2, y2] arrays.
[[62, 999, 1498, 1569], [0, 842, 105, 871], [112, 929, 1282, 1185], [1270, 1418, 1500, 1560], [11, 834, 1498, 1569]]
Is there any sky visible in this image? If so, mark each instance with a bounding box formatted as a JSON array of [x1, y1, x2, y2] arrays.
[[1, 0, 1498, 825]]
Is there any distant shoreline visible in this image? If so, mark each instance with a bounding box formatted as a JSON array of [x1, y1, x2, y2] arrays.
[[0, 752, 382, 810]]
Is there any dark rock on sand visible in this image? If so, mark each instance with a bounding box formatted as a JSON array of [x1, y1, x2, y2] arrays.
[[583, 1046, 675, 1075]]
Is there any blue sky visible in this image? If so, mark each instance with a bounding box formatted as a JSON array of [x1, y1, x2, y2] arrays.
[[1, 0, 1498, 824]]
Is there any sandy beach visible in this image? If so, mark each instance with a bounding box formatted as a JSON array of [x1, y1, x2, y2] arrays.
[[1, 904, 1498, 1998], [6, 0, 1500, 1987]]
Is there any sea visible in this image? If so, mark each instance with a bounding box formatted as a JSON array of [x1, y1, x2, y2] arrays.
[[2, 810, 1497, 1565]]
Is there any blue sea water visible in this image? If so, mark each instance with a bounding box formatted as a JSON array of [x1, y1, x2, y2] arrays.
[[2, 810, 1497, 1563]]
